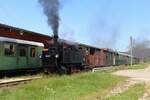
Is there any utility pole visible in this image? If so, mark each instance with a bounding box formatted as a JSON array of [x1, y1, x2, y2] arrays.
[[130, 36, 133, 66]]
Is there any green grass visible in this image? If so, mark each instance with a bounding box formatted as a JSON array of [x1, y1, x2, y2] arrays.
[[99, 63, 149, 73], [104, 83, 145, 100], [126, 63, 149, 69], [0, 63, 147, 100], [0, 72, 124, 100]]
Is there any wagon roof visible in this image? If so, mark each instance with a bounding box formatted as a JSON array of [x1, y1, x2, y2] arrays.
[[118, 52, 132, 57], [0, 36, 44, 47], [79, 43, 101, 50]]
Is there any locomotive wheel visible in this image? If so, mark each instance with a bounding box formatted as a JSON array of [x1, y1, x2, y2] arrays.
[[44, 68, 50, 74], [58, 66, 67, 75]]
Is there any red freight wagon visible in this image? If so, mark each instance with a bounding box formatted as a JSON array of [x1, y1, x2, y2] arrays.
[[81, 45, 114, 68], [99, 49, 107, 66], [79, 44, 103, 68], [101, 48, 117, 66], [86, 47, 110, 67]]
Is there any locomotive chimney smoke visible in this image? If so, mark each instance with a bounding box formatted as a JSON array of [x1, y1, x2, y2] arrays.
[[39, 0, 60, 39]]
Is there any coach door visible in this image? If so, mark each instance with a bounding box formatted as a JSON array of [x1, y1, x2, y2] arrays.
[[18, 45, 28, 68], [28, 46, 37, 68]]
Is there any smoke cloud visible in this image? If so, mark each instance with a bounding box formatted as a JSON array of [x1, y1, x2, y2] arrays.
[[129, 38, 150, 60], [39, 0, 60, 36], [87, 0, 120, 49], [88, 19, 120, 49]]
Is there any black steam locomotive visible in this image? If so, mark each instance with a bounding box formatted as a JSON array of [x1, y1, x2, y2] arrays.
[[42, 36, 86, 74]]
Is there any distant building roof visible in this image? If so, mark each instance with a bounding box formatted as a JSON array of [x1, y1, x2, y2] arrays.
[[0, 23, 51, 38]]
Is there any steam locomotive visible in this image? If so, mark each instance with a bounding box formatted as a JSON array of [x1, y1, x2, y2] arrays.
[[42, 35, 86, 74]]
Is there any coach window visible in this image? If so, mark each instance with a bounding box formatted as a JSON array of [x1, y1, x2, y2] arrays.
[[19, 46, 26, 57], [4, 44, 15, 56], [30, 48, 36, 57]]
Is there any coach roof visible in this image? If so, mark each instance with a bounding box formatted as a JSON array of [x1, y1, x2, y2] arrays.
[[0, 36, 44, 47]]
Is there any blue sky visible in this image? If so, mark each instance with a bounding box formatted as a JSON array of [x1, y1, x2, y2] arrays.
[[0, 0, 150, 51]]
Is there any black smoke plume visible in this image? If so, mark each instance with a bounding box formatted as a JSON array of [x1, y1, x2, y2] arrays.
[[39, 0, 60, 37]]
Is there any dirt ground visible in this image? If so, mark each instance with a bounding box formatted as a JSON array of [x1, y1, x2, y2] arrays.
[[110, 64, 150, 100], [114, 65, 150, 82]]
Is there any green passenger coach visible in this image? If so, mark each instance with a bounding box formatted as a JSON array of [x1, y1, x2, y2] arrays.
[[0, 37, 44, 72]]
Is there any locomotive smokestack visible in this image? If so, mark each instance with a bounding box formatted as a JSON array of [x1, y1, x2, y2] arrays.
[[54, 29, 58, 43], [39, 0, 60, 42]]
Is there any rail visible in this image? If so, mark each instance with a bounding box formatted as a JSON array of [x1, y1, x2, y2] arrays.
[[0, 77, 41, 88]]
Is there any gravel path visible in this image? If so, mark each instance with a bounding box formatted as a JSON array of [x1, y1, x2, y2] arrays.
[[113, 65, 150, 82], [112, 65, 150, 100]]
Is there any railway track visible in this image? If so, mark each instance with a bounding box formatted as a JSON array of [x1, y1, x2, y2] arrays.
[[0, 77, 41, 88]]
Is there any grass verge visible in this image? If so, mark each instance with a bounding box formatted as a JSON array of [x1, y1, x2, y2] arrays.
[[99, 63, 149, 73], [0, 72, 124, 100], [104, 83, 145, 100], [0, 63, 147, 100], [126, 63, 149, 69]]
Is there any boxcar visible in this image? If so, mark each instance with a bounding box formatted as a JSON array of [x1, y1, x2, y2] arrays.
[[112, 52, 119, 66], [0, 37, 44, 72], [78, 44, 140, 69], [118, 52, 131, 65], [106, 51, 113, 66], [100, 49, 115, 66]]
